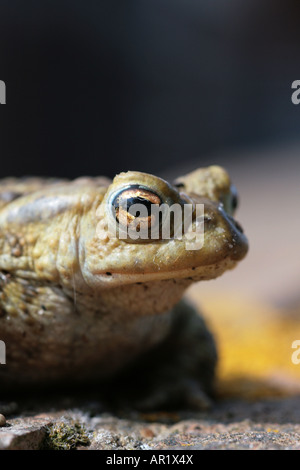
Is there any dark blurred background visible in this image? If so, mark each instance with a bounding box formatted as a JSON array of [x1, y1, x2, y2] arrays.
[[0, 0, 300, 179]]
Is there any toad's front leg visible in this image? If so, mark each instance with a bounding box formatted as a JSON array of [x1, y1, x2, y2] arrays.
[[109, 299, 217, 411]]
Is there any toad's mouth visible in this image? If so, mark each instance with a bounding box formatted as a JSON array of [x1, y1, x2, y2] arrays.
[[89, 253, 243, 288]]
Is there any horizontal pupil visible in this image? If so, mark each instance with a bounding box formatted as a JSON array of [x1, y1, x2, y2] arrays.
[[121, 196, 154, 213]]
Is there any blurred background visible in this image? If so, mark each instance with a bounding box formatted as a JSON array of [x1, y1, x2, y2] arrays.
[[0, 0, 299, 392], [0, 0, 300, 178]]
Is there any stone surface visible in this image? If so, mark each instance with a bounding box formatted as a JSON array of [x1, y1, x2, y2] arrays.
[[1, 395, 300, 450], [0, 415, 54, 450]]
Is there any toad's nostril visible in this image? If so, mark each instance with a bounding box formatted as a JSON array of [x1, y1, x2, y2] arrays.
[[203, 214, 214, 229], [173, 181, 185, 189]]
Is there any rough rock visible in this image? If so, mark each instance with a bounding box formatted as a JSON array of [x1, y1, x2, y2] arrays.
[[1, 396, 300, 450]]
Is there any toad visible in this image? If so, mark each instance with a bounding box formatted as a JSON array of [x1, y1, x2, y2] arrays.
[[0, 166, 248, 409]]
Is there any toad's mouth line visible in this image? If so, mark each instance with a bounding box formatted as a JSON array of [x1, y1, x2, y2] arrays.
[[90, 256, 238, 287]]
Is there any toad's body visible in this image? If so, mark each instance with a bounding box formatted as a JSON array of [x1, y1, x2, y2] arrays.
[[0, 167, 248, 408]]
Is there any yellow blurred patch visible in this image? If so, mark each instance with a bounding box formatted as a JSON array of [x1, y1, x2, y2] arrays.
[[188, 287, 300, 400]]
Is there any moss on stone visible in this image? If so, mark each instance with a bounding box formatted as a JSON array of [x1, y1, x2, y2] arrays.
[[44, 418, 90, 450]]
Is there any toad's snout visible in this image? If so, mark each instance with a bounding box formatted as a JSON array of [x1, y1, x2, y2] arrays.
[[223, 211, 248, 262], [196, 197, 249, 264]]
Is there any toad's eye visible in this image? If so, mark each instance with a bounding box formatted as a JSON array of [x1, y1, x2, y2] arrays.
[[112, 186, 162, 231]]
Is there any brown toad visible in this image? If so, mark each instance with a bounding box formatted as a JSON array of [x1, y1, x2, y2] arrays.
[[0, 166, 248, 409]]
